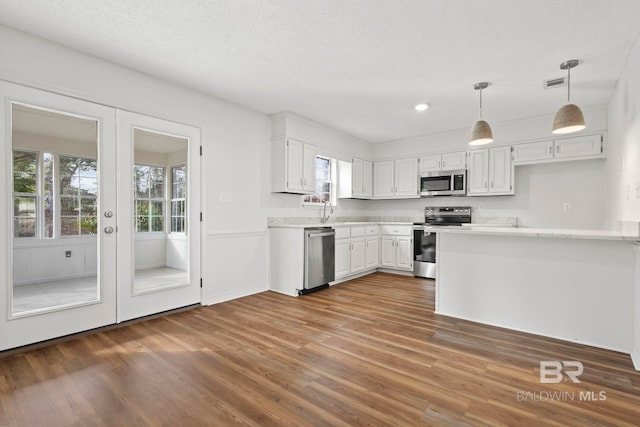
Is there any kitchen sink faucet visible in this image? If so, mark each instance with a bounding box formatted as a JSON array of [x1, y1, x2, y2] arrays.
[[322, 200, 333, 223]]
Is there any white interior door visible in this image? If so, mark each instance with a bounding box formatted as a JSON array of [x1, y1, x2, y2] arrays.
[[116, 111, 201, 322], [0, 82, 117, 351]]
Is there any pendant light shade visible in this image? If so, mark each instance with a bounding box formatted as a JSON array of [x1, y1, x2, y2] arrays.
[[469, 82, 493, 145], [552, 60, 586, 134]]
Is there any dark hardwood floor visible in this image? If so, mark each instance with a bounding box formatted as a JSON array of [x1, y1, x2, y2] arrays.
[[1, 272, 639, 426]]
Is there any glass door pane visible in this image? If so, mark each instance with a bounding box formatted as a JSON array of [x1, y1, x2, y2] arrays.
[[132, 129, 189, 293], [11, 104, 99, 315]]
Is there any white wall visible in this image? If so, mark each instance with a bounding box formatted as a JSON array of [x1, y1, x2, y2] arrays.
[[605, 33, 640, 370], [370, 107, 608, 228]]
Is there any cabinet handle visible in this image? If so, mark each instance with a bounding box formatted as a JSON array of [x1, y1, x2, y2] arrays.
[[549, 146, 552, 154], [438, 161, 441, 168], [556, 145, 560, 154], [484, 182, 488, 189]]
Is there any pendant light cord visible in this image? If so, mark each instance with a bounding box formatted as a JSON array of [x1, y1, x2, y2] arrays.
[[567, 66, 571, 104], [479, 87, 483, 120]]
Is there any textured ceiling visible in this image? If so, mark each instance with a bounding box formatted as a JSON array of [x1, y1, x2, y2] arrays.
[[1, 0, 639, 143]]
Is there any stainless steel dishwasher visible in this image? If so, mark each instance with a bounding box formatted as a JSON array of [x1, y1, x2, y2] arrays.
[[302, 227, 335, 295]]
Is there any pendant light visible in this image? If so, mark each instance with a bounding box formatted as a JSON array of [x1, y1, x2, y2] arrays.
[[552, 59, 585, 134], [469, 82, 493, 145]]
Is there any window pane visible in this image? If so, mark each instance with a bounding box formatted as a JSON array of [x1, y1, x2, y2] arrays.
[[79, 177, 97, 196], [61, 197, 78, 216], [151, 216, 164, 232], [136, 216, 148, 232], [14, 218, 36, 238], [80, 198, 96, 216], [80, 216, 97, 235], [13, 196, 36, 217], [43, 153, 54, 238], [135, 165, 150, 198], [61, 217, 79, 236], [135, 200, 148, 216], [151, 201, 163, 216], [13, 151, 37, 193]]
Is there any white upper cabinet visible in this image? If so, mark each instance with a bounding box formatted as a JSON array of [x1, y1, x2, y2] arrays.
[[373, 160, 396, 198], [419, 151, 466, 173], [554, 134, 603, 159], [441, 151, 467, 171], [513, 134, 604, 165], [374, 158, 419, 199], [395, 158, 419, 197], [467, 146, 513, 196], [351, 157, 373, 198], [271, 137, 317, 194]]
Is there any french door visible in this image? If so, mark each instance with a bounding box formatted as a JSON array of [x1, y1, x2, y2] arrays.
[[0, 83, 201, 351], [116, 111, 201, 322]]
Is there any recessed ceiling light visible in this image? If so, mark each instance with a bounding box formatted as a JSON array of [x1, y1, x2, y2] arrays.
[[414, 103, 429, 112]]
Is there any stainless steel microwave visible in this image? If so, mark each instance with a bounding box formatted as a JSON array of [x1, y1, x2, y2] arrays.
[[420, 169, 466, 197]]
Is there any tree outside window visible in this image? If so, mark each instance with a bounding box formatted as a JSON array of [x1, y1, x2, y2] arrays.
[[134, 165, 165, 233], [60, 156, 98, 236], [12, 150, 38, 238]]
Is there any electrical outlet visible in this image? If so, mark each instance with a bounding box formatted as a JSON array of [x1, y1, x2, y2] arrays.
[[562, 202, 572, 213], [65, 250, 72, 258]]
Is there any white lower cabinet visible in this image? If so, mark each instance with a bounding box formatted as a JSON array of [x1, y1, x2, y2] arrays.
[[365, 225, 379, 270], [335, 225, 380, 280], [379, 225, 413, 271]]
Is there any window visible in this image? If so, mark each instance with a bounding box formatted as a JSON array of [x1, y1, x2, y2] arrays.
[[12, 150, 38, 238], [170, 165, 186, 233], [12, 150, 97, 238], [303, 156, 336, 205], [134, 165, 165, 233], [60, 156, 98, 236]]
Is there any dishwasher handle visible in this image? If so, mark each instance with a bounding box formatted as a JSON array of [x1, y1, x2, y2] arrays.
[[306, 231, 335, 238]]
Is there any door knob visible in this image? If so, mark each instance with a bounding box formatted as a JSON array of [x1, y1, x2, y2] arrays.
[[104, 226, 114, 234], [104, 211, 113, 218]]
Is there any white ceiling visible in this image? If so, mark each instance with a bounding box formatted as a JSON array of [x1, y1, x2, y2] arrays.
[[1, 0, 639, 143]]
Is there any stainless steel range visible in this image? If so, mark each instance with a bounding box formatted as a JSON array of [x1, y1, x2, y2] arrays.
[[413, 206, 472, 278]]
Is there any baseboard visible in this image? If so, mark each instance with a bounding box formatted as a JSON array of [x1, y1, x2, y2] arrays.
[[202, 283, 268, 306], [631, 343, 640, 371]]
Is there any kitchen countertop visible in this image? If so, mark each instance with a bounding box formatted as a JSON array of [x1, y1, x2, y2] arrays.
[[268, 221, 640, 241]]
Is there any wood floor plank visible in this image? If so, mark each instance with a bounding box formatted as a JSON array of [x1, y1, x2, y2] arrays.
[[1, 272, 640, 426]]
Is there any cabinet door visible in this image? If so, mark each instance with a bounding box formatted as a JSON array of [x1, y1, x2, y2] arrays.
[[352, 158, 364, 196], [350, 238, 366, 273], [419, 154, 442, 173], [555, 134, 603, 159], [467, 149, 489, 195], [513, 140, 553, 164], [380, 236, 396, 267], [365, 236, 379, 269], [394, 158, 419, 198], [302, 143, 317, 193], [441, 151, 466, 171], [395, 237, 413, 270], [373, 160, 395, 198], [489, 146, 513, 194], [335, 239, 351, 278], [362, 160, 373, 197], [286, 139, 304, 191]]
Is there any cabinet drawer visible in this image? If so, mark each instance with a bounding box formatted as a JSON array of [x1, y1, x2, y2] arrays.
[[365, 225, 379, 236], [380, 225, 412, 236], [334, 227, 351, 239], [350, 226, 365, 237]]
